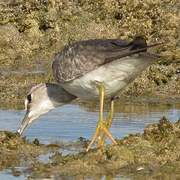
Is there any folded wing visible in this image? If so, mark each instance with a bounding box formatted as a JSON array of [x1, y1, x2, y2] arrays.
[[52, 37, 159, 83]]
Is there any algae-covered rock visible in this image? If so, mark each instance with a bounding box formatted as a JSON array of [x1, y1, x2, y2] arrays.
[[143, 116, 175, 141], [28, 117, 180, 178], [0, 117, 180, 178], [0, 24, 32, 69], [0, 0, 179, 105], [0, 131, 51, 171]]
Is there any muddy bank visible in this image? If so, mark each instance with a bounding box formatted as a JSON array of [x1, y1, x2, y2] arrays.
[[0, 0, 179, 106], [0, 117, 180, 178]]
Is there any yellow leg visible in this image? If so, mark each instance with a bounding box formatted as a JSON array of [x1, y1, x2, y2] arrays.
[[105, 100, 114, 129], [97, 99, 114, 147], [86, 83, 117, 152]]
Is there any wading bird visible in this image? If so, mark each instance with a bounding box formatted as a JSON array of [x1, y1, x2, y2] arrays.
[[17, 37, 161, 151]]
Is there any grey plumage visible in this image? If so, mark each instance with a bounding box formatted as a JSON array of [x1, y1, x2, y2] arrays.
[[52, 37, 156, 83]]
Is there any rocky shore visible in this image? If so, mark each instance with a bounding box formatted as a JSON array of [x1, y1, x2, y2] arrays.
[[0, 117, 179, 178], [0, 0, 179, 108]]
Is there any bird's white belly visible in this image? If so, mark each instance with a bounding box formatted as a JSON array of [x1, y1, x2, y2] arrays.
[[61, 56, 151, 100]]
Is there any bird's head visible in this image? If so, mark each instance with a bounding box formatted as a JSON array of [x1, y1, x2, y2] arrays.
[[17, 83, 76, 135]]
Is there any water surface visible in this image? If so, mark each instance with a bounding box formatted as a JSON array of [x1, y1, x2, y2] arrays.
[[0, 100, 179, 143], [0, 100, 180, 179]]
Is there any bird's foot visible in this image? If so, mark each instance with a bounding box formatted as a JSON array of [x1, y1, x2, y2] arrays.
[[86, 121, 117, 152]]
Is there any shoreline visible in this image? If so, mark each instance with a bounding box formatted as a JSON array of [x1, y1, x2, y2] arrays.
[[0, 117, 179, 178]]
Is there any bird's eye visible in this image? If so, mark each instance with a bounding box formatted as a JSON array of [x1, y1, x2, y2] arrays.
[[27, 94, 32, 103]]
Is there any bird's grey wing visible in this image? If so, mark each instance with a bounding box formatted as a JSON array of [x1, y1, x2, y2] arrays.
[[52, 37, 152, 83]]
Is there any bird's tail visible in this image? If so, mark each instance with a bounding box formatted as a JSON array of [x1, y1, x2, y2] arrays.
[[106, 37, 163, 61], [129, 36, 163, 53]]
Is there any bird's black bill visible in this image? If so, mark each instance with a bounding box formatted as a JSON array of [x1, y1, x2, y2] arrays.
[[17, 111, 31, 135]]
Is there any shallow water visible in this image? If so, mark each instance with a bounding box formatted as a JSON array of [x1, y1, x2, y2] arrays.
[[0, 101, 179, 143], [0, 100, 180, 179]]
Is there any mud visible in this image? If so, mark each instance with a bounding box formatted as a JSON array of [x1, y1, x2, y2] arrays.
[[0, 0, 179, 106], [0, 117, 179, 178]]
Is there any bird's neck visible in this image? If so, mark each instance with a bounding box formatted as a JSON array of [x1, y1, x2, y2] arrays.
[[45, 83, 76, 108]]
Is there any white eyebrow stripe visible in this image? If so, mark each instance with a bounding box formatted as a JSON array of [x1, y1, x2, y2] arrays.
[[25, 99, 28, 111]]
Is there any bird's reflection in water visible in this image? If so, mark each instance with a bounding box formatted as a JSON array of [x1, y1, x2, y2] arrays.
[[77, 98, 179, 115]]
